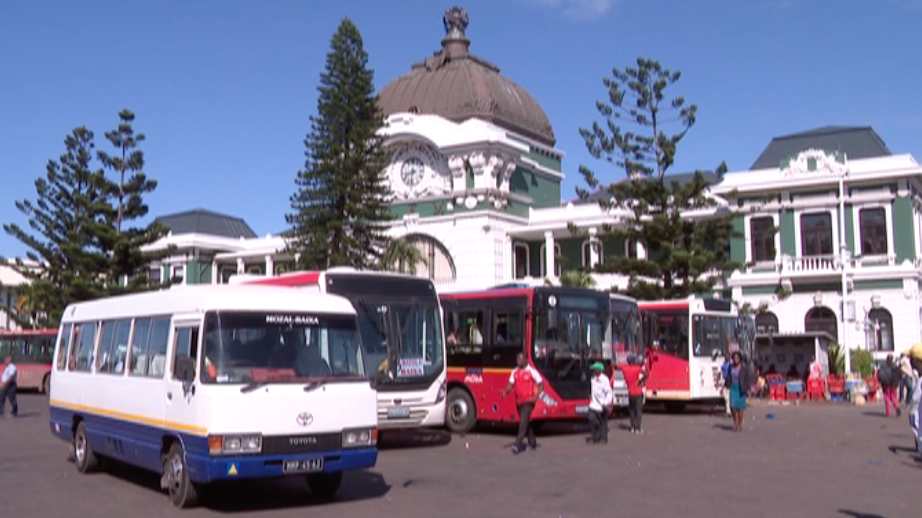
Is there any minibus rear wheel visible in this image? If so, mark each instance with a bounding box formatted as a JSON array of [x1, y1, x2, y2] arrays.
[[164, 443, 199, 508], [307, 472, 343, 499], [74, 422, 99, 474]]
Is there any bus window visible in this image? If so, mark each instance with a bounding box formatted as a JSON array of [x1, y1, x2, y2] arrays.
[[72, 323, 98, 372], [171, 327, 200, 380], [651, 313, 689, 360], [98, 321, 131, 374], [130, 318, 152, 376], [692, 315, 725, 358], [55, 324, 72, 370], [146, 318, 171, 377], [493, 311, 523, 346]]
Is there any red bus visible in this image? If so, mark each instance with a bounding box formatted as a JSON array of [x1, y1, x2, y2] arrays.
[[439, 285, 611, 433], [0, 328, 57, 393], [637, 298, 755, 412]]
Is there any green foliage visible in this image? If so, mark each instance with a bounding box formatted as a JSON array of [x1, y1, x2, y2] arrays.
[[3, 112, 166, 328], [576, 58, 738, 300], [381, 238, 427, 276], [286, 19, 392, 270], [828, 342, 846, 376], [850, 349, 874, 377], [557, 269, 597, 289]]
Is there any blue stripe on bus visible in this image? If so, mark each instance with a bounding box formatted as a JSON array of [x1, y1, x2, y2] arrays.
[[49, 407, 377, 483]]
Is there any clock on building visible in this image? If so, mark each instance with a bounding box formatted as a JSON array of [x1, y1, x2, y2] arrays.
[[401, 157, 426, 186]]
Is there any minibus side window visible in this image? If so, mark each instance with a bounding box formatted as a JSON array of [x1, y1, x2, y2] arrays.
[[55, 324, 73, 371], [98, 319, 131, 375], [72, 322, 98, 372], [130, 318, 152, 376], [145, 317, 171, 378], [171, 327, 200, 380]]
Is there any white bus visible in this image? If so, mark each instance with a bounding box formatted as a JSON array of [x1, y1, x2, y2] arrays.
[[234, 268, 447, 430], [49, 285, 378, 508]]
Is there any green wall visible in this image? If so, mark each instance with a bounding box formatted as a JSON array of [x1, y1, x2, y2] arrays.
[[854, 279, 902, 291], [780, 210, 796, 256], [844, 205, 855, 255], [510, 167, 561, 209], [730, 216, 745, 263], [893, 197, 916, 262], [186, 259, 212, 285]]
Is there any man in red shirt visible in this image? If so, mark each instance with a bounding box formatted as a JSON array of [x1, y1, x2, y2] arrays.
[[502, 352, 544, 454], [619, 355, 648, 434]]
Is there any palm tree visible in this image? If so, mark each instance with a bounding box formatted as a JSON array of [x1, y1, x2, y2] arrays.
[[380, 237, 428, 276]]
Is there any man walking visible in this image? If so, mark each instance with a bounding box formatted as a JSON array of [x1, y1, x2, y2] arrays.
[[502, 353, 543, 454], [0, 354, 18, 418], [879, 355, 900, 417], [620, 355, 648, 434], [899, 352, 915, 405], [587, 362, 612, 444]]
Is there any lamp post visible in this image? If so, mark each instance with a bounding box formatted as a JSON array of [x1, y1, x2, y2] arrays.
[[838, 154, 851, 374]]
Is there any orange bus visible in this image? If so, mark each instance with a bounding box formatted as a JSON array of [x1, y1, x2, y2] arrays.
[[0, 328, 57, 393]]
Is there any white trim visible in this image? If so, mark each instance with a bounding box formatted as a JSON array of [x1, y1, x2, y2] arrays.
[[853, 203, 894, 258], [744, 213, 780, 265], [581, 240, 604, 268], [517, 156, 565, 180]]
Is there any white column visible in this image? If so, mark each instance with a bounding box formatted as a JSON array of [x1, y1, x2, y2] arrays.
[[211, 260, 218, 284], [544, 231, 556, 278], [588, 228, 600, 268], [636, 241, 647, 260], [503, 234, 512, 282], [236, 257, 245, 275], [265, 255, 274, 277]]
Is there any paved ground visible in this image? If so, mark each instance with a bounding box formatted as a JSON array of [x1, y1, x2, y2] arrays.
[[1, 394, 919, 518]]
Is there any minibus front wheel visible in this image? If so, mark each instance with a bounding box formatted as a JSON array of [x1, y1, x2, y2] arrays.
[[164, 442, 199, 508]]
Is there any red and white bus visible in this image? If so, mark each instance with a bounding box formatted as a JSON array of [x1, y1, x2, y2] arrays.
[[0, 328, 57, 393], [639, 298, 755, 412], [439, 285, 611, 433], [232, 269, 447, 430]]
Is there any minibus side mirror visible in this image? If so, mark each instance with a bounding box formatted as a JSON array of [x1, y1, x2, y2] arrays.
[[175, 356, 196, 383]]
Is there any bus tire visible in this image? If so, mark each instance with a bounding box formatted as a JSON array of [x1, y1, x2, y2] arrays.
[[445, 388, 476, 434], [74, 422, 99, 474], [664, 402, 686, 414], [164, 442, 199, 508], [307, 472, 343, 499], [42, 374, 51, 395]]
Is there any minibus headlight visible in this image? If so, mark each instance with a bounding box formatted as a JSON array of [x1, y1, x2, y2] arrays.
[[342, 427, 377, 448], [436, 381, 447, 403], [208, 434, 262, 455]]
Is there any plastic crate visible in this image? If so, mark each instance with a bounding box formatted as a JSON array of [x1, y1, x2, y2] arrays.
[[807, 379, 826, 400]]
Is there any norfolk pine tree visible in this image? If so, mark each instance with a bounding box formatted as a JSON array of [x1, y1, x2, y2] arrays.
[[97, 110, 168, 291], [576, 58, 740, 300], [3, 128, 112, 327], [286, 19, 392, 270]]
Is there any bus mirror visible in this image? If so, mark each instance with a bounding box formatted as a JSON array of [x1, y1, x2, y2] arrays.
[[176, 356, 196, 382]]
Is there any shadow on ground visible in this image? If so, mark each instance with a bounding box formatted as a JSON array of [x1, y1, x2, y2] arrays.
[[378, 428, 452, 450]]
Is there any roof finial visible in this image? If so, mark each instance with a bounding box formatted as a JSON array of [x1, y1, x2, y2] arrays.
[[443, 6, 469, 38], [441, 7, 470, 58]]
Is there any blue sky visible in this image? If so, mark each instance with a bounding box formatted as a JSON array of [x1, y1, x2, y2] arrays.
[[1, 0, 920, 257]]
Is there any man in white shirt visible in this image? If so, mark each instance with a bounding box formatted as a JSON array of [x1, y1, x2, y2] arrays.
[[0, 354, 18, 418], [588, 362, 613, 444]]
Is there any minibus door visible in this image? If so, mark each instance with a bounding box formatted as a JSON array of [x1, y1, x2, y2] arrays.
[[164, 321, 201, 436]]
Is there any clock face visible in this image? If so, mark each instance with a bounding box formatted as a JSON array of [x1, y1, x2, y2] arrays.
[[400, 157, 425, 187]]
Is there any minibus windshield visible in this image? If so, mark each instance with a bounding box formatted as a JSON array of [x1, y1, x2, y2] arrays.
[[201, 311, 366, 385]]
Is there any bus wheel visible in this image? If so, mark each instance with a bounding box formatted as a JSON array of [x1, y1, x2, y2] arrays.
[[164, 443, 199, 508], [307, 472, 343, 499], [664, 402, 686, 414], [42, 375, 51, 395], [445, 388, 476, 434], [74, 422, 99, 474]]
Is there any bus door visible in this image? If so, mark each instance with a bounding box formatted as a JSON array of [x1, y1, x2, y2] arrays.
[[164, 318, 201, 431], [485, 297, 526, 392], [642, 310, 690, 396]]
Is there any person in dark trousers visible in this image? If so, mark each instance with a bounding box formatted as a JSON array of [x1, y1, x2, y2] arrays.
[[0, 354, 19, 418], [878, 355, 900, 417], [620, 355, 648, 434], [728, 351, 751, 432], [587, 362, 612, 444], [502, 352, 544, 454]]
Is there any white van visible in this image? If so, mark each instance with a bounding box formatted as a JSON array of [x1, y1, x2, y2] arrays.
[[49, 285, 378, 508]]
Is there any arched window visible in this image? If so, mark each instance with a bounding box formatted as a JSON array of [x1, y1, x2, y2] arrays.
[[755, 312, 779, 335], [539, 243, 562, 277], [805, 306, 837, 342], [404, 234, 457, 284], [866, 308, 894, 351], [581, 240, 604, 268]]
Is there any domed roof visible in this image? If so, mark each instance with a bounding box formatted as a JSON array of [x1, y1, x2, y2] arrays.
[[378, 7, 556, 147]]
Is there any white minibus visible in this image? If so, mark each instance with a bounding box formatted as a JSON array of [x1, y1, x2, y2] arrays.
[[49, 285, 378, 508]]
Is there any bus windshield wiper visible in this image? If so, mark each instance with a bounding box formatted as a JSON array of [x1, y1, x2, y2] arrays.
[[240, 381, 269, 394]]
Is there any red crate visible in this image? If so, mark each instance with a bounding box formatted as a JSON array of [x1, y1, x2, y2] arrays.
[[807, 379, 826, 400], [864, 377, 879, 403], [827, 375, 846, 396]]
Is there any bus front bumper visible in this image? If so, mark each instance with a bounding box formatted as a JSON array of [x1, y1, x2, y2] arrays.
[[187, 447, 378, 483]]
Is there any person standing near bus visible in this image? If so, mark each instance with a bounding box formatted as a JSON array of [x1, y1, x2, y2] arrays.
[[502, 352, 543, 454], [720, 351, 732, 417], [729, 351, 750, 432], [620, 355, 648, 434], [587, 362, 612, 444], [0, 354, 18, 418]]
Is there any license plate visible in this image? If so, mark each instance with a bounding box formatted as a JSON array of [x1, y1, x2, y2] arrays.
[[575, 405, 589, 414], [387, 407, 411, 419], [283, 458, 324, 473]]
